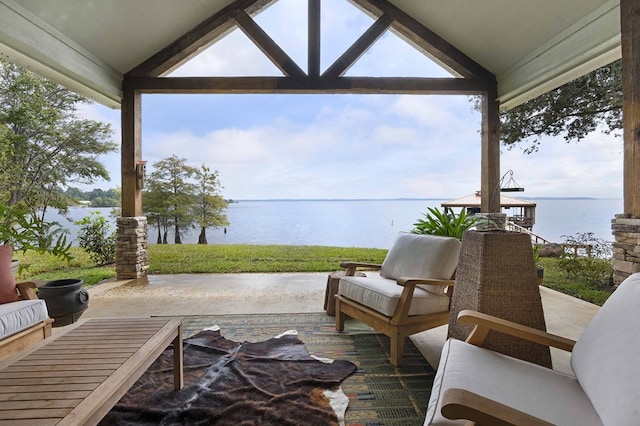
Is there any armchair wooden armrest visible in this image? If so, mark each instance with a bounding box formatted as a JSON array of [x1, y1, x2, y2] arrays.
[[441, 388, 554, 426], [457, 310, 576, 352], [16, 281, 40, 301], [396, 277, 455, 287], [339, 261, 382, 276]]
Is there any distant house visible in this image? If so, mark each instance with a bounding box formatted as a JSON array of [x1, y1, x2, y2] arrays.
[[442, 191, 537, 230]]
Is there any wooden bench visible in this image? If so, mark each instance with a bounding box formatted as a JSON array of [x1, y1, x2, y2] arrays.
[[0, 317, 183, 425]]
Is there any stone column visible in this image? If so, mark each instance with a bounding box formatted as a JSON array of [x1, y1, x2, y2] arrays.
[[612, 214, 640, 285], [116, 216, 149, 279]]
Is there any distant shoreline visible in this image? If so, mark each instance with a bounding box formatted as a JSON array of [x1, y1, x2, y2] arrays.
[[235, 197, 620, 202]]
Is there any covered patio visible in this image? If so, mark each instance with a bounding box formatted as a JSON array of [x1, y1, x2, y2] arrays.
[[0, 0, 637, 422], [0, 0, 636, 284]]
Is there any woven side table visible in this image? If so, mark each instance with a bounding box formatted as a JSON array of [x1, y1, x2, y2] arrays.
[[448, 230, 552, 368]]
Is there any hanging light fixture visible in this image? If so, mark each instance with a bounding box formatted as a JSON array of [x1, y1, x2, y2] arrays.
[[499, 170, 525, 192]]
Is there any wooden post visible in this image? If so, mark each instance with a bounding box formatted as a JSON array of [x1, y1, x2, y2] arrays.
[[622, 0, 640, 217], [121, 85, 142, 217], [612, 0, 640, 285], [481, 85, 500, 213], [117, 82, 148, 279]]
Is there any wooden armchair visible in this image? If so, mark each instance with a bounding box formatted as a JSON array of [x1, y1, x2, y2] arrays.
[[425, 272, 640, 425], [335, 233, 461, 366]]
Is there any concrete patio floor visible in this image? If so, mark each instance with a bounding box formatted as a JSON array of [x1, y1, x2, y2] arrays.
[[82, 272, 600, 375]]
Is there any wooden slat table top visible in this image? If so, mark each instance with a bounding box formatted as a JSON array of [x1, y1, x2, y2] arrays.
[[0, 317, 183, 426]]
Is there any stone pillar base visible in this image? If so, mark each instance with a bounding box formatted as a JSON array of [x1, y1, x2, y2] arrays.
[[612, 214, 640, 286], [116, 216, 149, 279]]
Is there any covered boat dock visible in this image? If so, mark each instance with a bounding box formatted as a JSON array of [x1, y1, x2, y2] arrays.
[[442, 191, 537, 230]]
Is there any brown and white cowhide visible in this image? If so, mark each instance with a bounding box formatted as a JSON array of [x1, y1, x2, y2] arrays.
[[100, 327, 356, 426]]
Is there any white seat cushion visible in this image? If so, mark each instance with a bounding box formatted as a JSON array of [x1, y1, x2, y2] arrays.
[[0, 299, 48, 339], [570, 272, 640, 425], [380, 233, 461, 295], [425, 339, 602, 426], [338, 276, 450, 317]]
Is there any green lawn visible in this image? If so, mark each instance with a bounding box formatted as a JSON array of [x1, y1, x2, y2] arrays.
[[14, 244, 614, 306]]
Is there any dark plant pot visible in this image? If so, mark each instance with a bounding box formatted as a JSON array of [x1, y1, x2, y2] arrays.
[[536, 267, 544, 286], [38, 279, 89, 327]]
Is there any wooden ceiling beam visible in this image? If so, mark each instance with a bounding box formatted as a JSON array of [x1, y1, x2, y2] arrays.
[[234, 10, 306, 78], [127, 0, 277, 77], [124, 75, 490, 94], [308, 0, 321, 78], [322, 14, 393, 78], [348, 0, 495, 81]]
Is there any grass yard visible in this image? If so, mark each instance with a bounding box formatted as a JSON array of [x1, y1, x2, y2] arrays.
[[14, 244, 614, 306]]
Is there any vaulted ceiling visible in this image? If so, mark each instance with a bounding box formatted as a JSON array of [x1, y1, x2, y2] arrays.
[[0, 0, 620, 109]]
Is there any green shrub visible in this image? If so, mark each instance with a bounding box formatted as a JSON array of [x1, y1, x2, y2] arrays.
[[75, 211, 116, 266], [411, 207, 478, 239], [557, 232, 613, 288]]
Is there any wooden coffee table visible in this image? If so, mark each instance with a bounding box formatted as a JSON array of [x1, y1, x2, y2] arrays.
[[0, 317, 183, 425]]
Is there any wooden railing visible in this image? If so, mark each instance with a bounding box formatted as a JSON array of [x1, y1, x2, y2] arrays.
[[505, 222, 594, 257], [505, 221, 551, 244]]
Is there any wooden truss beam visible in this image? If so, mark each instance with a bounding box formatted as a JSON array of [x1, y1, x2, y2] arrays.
[[322, 14, 392, 78], [308, 0, 321, 77], [347, 0, 494, 80], [127, 0, 277, 77], [234, 10, 306, 78], [124, 75, 491, 95]]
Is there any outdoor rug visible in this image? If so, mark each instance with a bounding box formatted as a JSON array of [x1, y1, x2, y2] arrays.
[[103, 313, 435, 426]]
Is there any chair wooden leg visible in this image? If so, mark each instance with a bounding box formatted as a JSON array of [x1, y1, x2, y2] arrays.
[[335, 296, 345, 332], [390, 332, 405, 367]]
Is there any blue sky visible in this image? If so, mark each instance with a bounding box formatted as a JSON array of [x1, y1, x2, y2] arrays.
[[80, 0, 623, 200]]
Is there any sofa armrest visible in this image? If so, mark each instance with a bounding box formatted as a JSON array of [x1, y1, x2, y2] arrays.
[[16, 281, 39, 301], [441, 388, 554, 426], [339, 262, 382, 276], [457, 310, 576, 352]]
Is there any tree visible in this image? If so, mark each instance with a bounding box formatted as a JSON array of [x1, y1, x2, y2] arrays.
[[143, 189, 171, 244], [193, 165, 229, 244], [145, 155, 197, 244], [498, 60, 622, 153], [0, 58, 116, 250]]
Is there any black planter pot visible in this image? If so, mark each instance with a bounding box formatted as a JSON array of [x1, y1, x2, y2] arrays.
[[537, 267, 545, 285], [38, 279, 89, 327]]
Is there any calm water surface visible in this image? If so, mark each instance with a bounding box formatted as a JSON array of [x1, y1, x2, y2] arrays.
[[54, 198, 622, 248]]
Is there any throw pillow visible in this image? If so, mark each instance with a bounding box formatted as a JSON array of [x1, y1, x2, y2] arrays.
[[0, 245, 18, 304]]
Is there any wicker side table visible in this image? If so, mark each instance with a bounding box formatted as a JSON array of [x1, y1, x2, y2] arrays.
[[448, 230, 552, 368], [324, 270, 365, 316]]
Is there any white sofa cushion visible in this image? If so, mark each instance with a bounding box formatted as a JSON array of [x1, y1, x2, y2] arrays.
[[425, 338, 602, 426], [338, 276, 450, 317], [0, 299, 48, 339], [570, 272, 640, 426], [380, 233, 461, 295]]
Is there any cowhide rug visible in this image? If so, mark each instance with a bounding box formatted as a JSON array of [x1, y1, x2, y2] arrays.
[[99, 327, 357, 426]]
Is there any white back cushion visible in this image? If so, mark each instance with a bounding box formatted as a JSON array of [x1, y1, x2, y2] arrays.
[[571, 272, 640, 425], [380, 233, 461, 281]]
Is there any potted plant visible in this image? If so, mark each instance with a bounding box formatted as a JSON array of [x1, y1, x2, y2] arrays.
[[533, 245, 544, 285]]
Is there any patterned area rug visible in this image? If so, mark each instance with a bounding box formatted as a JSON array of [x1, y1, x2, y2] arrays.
[[176, 312, 435, 426]]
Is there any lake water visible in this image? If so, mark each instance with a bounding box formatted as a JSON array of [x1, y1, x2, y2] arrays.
[[51, 198, 622, 249]]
